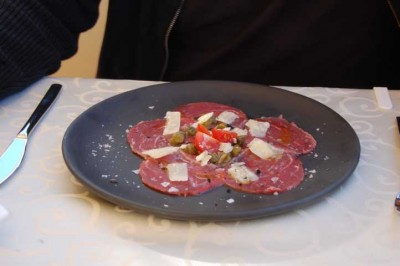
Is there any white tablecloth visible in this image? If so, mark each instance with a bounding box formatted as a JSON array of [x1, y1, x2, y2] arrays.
[[0, 77, 399, 265]]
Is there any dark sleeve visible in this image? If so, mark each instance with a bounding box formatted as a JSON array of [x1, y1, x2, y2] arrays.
[[387, 0, 400, 28], [0, 0, 101, 99]]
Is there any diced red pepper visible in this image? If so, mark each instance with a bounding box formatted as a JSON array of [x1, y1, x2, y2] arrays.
[[211, 128, 238, 143], [196, 124, 211, 135], [194, 131, 220, 153]]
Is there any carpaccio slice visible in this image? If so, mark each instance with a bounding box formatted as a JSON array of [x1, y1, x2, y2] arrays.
[[224, 150, 304, 194], [139, 151, 225, 196], [245, 117, 317, 155], [127, 117, 195, 157], [175, 102, 247, 127]]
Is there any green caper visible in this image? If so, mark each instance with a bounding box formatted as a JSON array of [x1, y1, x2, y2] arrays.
[[183, 126, 196, 136], [217, 152, 232, 165], [236, 135, 246, 147], [231, 145, 242, 157], [201, 116, 216, 129], [169, 131, 185, 146], [209, 153, 220, 164], [181, 143, 198, 155], [215, 122, 227, 129]]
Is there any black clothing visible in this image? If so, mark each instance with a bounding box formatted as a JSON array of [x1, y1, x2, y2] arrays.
[[165, 0, 400, 88], [0, 0, 100, 98], [1, 0, 400, 99]]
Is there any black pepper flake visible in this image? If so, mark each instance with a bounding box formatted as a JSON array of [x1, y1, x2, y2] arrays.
[[256, 169, 261, 175], [226, 189, 231, 193], [207, 178, 211, 183], [109, 178, 118, 184]]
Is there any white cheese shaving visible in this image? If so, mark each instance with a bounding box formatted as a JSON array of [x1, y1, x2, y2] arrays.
[[142, 146, 179, 159], [197, 112, 214, 124], [271, 177, 280, 184], [245, 119, 270, 138], [132, 169, 140, 175], [231, 127, 248, 136], [219, 142, 233, 153], [216, 111, 239, 125], [163, 111, 181, 135], [226, 198, 235, 204], [196, 151, 212, 166], [168, 187, 179, 193], [161, 181, 170, 187], [247, 138, 282, 160], [227, 163, 259, 184], [167, 163, 189, 181]]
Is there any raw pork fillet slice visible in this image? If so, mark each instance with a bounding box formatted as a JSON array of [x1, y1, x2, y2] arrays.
[[139, 151, 225, 196], [224, 149, 304, 194], [245, 117, 316, 155], [127, 117, 195, 157], [175, 102, 247, 128]]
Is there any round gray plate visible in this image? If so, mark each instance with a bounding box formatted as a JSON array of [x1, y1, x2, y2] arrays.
[[62, 81, 360, 221]]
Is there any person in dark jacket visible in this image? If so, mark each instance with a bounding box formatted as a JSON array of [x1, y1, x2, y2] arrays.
[[1, 0, 399, 99]]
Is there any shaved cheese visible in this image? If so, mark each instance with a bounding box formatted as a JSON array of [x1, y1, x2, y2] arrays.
[[247, 138, 282, 159], [168, 187, 179, 193], [197, 112, 214, 124], [196, 151, 212, 166], [245, 119, 270, 137], [142, 146, 179, 159], [167, 163, 188, 181], [228, 163, 259, 184], [161, 181, 170, 187], [216, 111, 239, 125], [219, 142, 233, 153], [231, 127, 248, 136], [163, 111, 181, 135]]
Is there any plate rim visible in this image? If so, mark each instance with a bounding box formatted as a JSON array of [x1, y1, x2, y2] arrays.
[[62, 80, 361, 221]]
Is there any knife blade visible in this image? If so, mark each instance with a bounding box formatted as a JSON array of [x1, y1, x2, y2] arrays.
[[0, 84, 62, 184]]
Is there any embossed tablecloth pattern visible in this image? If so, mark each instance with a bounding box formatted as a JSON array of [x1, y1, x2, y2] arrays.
[[0, 78, 399, 265]]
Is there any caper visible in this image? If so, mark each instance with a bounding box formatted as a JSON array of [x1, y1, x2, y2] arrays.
[[181, 143, 198, 155], [169, 131, 185, 146], [231, 145, 242, 157], [210, 153, 220, 164], [217, 152, 232, 165], [236, 135, 246, 147], [184, 126, 196, 136], [201, 116, 216, 129], [215, 122, 227, 129]]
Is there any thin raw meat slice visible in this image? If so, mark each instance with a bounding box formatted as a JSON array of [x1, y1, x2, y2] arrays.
[[127, 117, 195, 157], [224, 149, 304, 194], [139, 151, 225, 196], [245, 117, 316, 155], [175, 102, 247, 128]]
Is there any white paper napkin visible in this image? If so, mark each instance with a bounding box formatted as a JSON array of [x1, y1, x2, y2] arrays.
[[0, 204, 9, 221], [373, 87, 393, 110]]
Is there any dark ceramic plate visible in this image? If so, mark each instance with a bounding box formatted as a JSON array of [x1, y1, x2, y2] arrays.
[[62, 81, 360, 221]]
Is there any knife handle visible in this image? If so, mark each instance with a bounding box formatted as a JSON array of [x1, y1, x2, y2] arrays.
[[19, 84, 62, 136]]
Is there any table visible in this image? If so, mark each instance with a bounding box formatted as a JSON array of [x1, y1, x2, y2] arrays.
[[0, 77, 399, 265]]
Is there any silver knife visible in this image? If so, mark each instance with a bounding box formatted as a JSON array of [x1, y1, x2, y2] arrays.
[[0, 84, 62, 184]]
